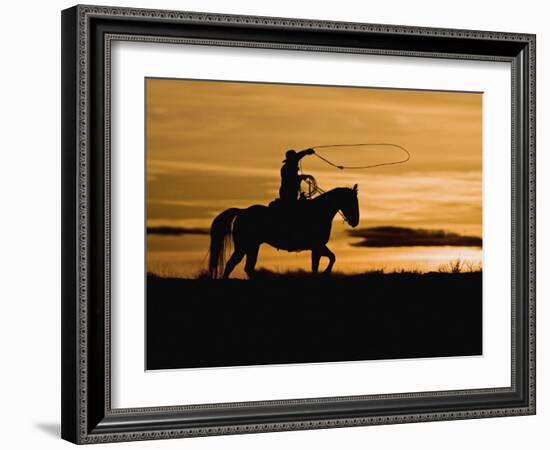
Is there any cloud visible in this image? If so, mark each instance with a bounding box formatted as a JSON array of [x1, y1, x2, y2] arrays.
[[147, 226, 209, 236], [348, 226, 482, 248], [148, 159, 276, 179]]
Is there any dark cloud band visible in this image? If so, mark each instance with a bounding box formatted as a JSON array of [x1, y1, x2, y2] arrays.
[[147, 226, 209, 236], [348, 226, 481, 248]]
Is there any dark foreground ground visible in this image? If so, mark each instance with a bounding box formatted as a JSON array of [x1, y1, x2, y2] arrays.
[[146, 272, 482, 370]]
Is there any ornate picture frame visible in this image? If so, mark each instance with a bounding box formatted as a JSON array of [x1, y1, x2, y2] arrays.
[[61, 5, 535, 444]]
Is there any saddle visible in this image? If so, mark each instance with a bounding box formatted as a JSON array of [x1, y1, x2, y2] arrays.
[[267, 197, 311, 251], [269, 195, 309, 209]]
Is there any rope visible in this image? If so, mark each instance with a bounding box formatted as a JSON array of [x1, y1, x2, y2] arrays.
[[310, 143, 410, 170], [298, 163, 347, 222], [297, 142, 411, 222]]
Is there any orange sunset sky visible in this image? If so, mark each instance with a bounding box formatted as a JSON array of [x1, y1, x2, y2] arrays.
[[146, 78, 482, 278]]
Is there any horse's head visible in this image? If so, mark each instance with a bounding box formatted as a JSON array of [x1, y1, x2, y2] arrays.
[[341, 184, 360, 227]]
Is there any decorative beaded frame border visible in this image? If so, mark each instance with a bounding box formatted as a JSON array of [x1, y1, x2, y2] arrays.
[[63, 4, 536, 444]]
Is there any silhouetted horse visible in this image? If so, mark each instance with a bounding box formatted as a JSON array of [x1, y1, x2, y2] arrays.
[[209, 185, 360, 278]]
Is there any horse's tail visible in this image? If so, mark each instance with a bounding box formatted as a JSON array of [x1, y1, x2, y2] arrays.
[[208, 208, 241, 278]]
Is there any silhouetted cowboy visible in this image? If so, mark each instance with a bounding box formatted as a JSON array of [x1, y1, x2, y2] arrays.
[[279, 148, 315, 203]]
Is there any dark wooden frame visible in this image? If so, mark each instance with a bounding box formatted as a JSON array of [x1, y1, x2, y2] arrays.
[[61, 4, 536, 444]]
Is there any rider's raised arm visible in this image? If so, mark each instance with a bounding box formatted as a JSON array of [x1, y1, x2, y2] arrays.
[[296, 148, 315, 161]]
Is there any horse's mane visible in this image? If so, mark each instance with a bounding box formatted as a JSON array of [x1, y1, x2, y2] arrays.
[[311, 187, 353, 203]]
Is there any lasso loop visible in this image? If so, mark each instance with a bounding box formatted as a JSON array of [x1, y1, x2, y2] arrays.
[[310, 143, 410, 170], [299, 143, 411, 222]]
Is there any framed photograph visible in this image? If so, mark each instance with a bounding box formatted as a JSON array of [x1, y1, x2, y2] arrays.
[[61, 5, 536, 444]]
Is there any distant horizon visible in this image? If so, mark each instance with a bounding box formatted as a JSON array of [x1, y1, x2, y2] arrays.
[[146, 78, 482, 277], [147, 263, 483, 280]]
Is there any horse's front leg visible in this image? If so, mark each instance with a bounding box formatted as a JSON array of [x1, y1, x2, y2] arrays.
[[320, 245, 336, 274], [311, 248, 321, 274]]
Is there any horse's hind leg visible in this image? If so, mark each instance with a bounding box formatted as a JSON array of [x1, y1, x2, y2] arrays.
[[244, 245, 260, 278], [223, 250, 245, 279], [320, 245, 336, 274], [311, 249, 321, 274]]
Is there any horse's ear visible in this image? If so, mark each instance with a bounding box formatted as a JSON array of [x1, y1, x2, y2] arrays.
[[353, 184, 358, 192]]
